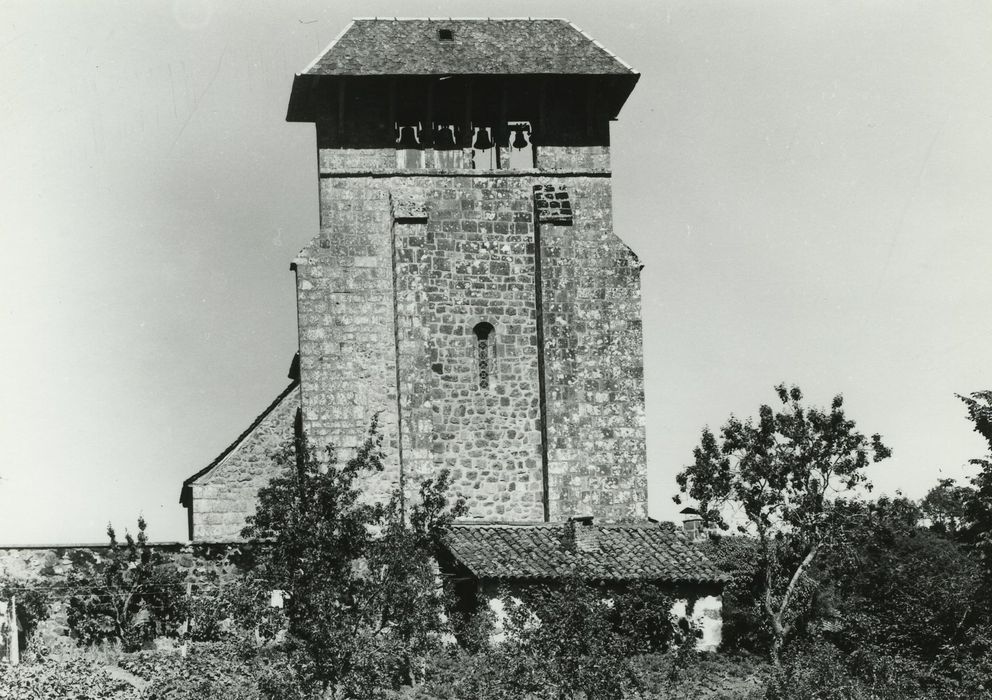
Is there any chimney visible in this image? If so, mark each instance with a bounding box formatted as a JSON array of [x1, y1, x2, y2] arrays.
[[563, 516, 599, 553], [680, 507, 705, 541]]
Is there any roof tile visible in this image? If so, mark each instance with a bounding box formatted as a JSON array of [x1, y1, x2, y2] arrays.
[[444, 522, 727, 583], [305, 19, 635, 76]]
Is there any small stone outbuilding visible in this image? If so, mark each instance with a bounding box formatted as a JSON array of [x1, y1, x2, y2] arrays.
[[440, 519, 726, 650]]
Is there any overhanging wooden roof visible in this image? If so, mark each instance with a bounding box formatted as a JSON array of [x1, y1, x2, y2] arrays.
[[287, 18, 639, 123]]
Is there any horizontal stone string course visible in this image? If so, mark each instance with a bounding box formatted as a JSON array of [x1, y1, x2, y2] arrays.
[[317, 170, 613, 178]]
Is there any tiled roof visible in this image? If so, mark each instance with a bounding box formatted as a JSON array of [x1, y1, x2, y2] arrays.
[[443, 522, 727, 583], [303, 19, 636, 76]]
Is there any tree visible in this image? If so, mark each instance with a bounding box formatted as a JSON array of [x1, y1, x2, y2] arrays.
[[959, 390, 992, 454], [66, 517, 183, 650], [675, 384, 890, 665], [796, 495, 992, 696], [241, 420, 467, 699], [824, 497, 981, 657], [921, 478, 973, 536], [956, 391, 992, 575]]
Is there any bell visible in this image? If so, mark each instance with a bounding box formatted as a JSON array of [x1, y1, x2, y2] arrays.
[[396, 125, 419, 148], [473, 126, 493, 150], [433, 124, 456, 149], [512, 127, 529, 150]]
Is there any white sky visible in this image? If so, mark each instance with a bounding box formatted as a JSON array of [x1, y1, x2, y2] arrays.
[[1, 0, 990, 544]]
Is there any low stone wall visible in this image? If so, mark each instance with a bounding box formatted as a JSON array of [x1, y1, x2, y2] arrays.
[[0, 542, 261, 649], [0, 542, 260, 584]]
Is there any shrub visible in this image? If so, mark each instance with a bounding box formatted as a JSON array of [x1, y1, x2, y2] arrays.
[[240, 423, 467, 698], [453, 576, 683, 700], [67, 517, 184, 651], [0, 577, 51, 647], [0, 656, 137, 699]]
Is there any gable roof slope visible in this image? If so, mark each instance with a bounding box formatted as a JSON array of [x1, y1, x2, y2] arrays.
[[304, 18, 636, 77], [179, 380, 299, 507]]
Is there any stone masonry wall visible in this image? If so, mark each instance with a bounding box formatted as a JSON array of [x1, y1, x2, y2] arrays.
[[390, 177, 544, 520], [294, 141, 647, 521], [192, 385, 299, 541], [294, 146, 402, 505], [0, 543, 261, 646], [538, 171, 648, 520]]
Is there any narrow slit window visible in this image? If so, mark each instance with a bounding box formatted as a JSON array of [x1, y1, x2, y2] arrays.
[[473, 322, 495, 389]]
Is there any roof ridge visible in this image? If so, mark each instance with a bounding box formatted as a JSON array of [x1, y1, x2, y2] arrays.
[[351, 17, 570, 21], [451, 521, 558, 528], [302, 20, 355, 75], [566, 20, 638, 74], [296, 19, 638, 80]]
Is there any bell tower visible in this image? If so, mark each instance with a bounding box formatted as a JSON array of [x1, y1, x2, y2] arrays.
[[287, 18, 647, 522]]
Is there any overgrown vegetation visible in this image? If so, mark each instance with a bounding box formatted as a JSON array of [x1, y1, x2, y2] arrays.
[[66, 517, 184, 651], [676, 384, 891, 665], [4, 388, 992, 699], [691, 387, 992, 697], [452, 577, 684, 700], [0, 577, 51, 646], [239, 418, 468, 698]]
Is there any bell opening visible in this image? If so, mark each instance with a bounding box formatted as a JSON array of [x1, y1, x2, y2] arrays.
[[395, 124, 421, 149], [503, 120, 534, 170]]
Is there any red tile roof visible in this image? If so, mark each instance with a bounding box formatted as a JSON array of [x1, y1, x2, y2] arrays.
[[443, 522, 727, 583]]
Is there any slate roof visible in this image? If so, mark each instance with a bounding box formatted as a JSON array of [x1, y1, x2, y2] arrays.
[[303, 19, 636, 77], [443, 522, 727, 584]]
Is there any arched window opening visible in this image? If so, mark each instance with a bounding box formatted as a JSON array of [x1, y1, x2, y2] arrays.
[[471, 125, 497, 171], [503, 121, 534, 169], [473, 322, 495, 389], [395, 123, 424, 169]]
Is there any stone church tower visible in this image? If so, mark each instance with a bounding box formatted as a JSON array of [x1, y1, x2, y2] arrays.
[[183, 18, 650, 538]]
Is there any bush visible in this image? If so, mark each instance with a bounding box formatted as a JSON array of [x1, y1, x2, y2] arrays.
[[240, 424, 467, 698], [764, 639, 992, 700], [698, 535, 770, 654], [67, 517, 184, 651], [0, 656, 138, 699], [0, 577, 51, 648], [452, 576, 683, 700], [765, 640, 870, 700]]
